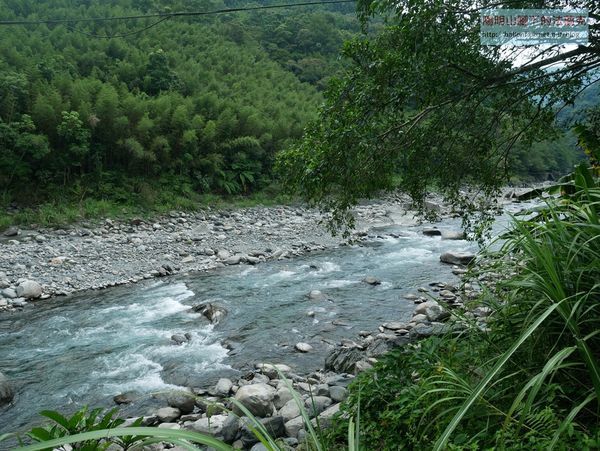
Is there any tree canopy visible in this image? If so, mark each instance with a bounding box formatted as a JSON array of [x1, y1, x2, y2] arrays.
[[277, 0, 599, 234]]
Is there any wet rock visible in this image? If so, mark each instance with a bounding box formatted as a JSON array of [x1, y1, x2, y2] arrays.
[[382, 321, 407, 331], [441, 231, 465, 240], [113, 391, 138, 405], [171, 334, 190, 345], [422, 228, 442, 236], [255, 363, 291, 379], [295, 342, 313, 353], [0, 372, 14, 406], [362, 276, 381, 286], [16, 280, 42, 299], [307, 290, 327, 301], [192, 303, 227, 324], [233, 383, 276, 417], [440, 251, 475, 266]]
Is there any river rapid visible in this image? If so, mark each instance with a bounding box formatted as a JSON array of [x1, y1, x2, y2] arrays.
[[0, 201, 530, 436]]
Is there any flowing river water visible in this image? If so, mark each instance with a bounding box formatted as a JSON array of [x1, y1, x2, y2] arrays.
[[0, 206, 528, 436]]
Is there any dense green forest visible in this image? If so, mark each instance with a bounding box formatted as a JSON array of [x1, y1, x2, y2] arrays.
[[0, 0, 356, 209], [0, 0, 590, 216]]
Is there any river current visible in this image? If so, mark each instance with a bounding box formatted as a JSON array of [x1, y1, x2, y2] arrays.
[[0, 206, 528, 435]]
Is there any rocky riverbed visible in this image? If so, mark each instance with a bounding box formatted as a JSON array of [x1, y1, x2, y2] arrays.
[[0, 190, 535, 449], [0, 195, 429, 312]]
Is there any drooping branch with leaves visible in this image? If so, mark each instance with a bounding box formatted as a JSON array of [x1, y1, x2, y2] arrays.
[[277, 0, 599, 235]]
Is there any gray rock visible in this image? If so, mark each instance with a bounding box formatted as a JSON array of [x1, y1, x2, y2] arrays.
[[113, 391, 138, 405], [295, 342, 313, 353], [224, 255, 241, 265], [214, 378, 233, 396], [190, 414, 228, 436], [310, 403, 340, 429], [422, 228, 442, 236], [3, 226, 19, 237], [16, 280, 42, 299], [441, 231, 465, 240], [0, 372, 14, 406], [307, 290, 327, 300], [284, 416, 305, 438], [233, 383, 276, 417], [255, 363, 291, 379], [362, 276, 381, 286], [304, 396, 332, 417], [221, 414, 240, 443], [260, 416, 286, 438], [155, 407, 181, 423], [167, 391, 196, 414], [440, 251, 475, 266], [192, 303, 227, 324], [329, 386, 347, 403], [279, 399, 301, 421], [217, 249, 231, 260], [274, 387, 293, 409], [171, 334, 189, 345], [250, 444, 268, 451], [324, 347, 364, 373], [2, 288, 17, 299]]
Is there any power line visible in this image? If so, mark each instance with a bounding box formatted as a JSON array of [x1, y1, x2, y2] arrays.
[[0, 0, 356, 26]]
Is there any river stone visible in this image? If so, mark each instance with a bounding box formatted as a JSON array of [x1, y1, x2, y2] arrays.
[[250, 444, 269, 451], [156, 407, 181, 423], [422, 228, 442, 236], [382, 321, 407, 331], [0, 372, 14, 406], [362, 276, 381, 285], [224, 255, 241, 265], [255, 363, 291, 379], [171, 334, 189, 345], [329, 386, 347, 403], [307, 289, 327, 300], [324, 347, 364, 373], [279, 399, 301, 421], [295, 342, 313, 353], [304, 396, 332, 417], [2, 288, 17, 299], [3, 226, 19, 237], [441, 230, 466, 240], [274, 387, 293, 409], [192, 303, 227, 324], [440, 251, 475, 265], [113, 391, 138, 405], [167, 391, 196, 414], [217, 249, 231, 260], [16, 280, 42, 299], [190, 414, 228, 436], [284, 416, 305, 438], [310, 403, 340, 429], [214, 378, 233, 396], [221, 415, 240, 443], [233, 383, 276, 417]]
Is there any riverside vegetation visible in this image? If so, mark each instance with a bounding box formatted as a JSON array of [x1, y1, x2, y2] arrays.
[[0, 0, 589, 231], [1, 0, 599, 450]]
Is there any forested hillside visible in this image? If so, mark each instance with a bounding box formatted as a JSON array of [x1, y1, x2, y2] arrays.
[[0, 0, 356, 208], [0, 0, 591, 215]]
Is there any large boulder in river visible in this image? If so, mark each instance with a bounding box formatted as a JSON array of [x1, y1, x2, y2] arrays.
[[440, 251, 475, 266], [192, 303, 227, 324], [233, 383, 276, 417], [0, 372, 14, 406], [16, 280, 42, 299]]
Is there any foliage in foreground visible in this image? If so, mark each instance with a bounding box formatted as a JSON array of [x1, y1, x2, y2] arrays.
[[2, 369, 357, 451], [335, 164, 600, 449]]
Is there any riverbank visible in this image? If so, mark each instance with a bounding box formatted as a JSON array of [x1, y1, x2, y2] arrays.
[[0, 193, 433, 312]]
